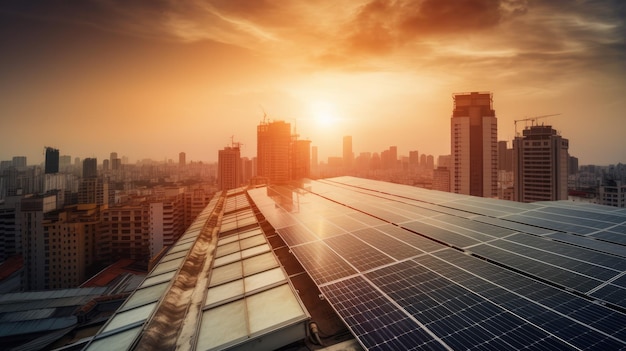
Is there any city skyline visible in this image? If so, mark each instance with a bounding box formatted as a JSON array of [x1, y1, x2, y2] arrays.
[[1, 1, 625, 165]]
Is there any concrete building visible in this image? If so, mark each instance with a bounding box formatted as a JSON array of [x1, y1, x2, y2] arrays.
[[100, 203, 150, 262], [83, 158, 98, 179], [432, 167, 450, 192], [292, 139, 311, 180], [257, 120, 292, 184], [450, 92, 498, 198], [513, 125, 569, 202], [599, 180, 626, 207], [178, 152, 186, 167], [45, 147, 59, 174], [218, 145, 242, 191], [343, 135, 353, 171], [20, 194, 57, 290]]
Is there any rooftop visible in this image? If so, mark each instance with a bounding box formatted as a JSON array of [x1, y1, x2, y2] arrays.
[[83, 177, 626, 350]]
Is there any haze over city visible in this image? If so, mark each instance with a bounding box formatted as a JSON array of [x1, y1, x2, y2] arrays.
[[1, 0, 624, 164]]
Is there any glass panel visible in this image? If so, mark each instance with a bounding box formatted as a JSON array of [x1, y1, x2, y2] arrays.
[[213, 251, 242, 267], [217, 234, 240, 246], [247, 284, 306, 334], [215, 241, 240, 258], [205, 279, 244, 307], [242, 252, 278, 277], [197, 300, 247, 351], [141, 270, 176, 288], [244, 268, 286, 293], [241, 244, 270, 259], [121, 282, 169, 311], [151, 257, 184, 276], [240, 235, 266, 250], [102, 302, 157, 333], [86, 325, 142, 351], [240, 228, 263, 239], [209, 262, 243, 287]]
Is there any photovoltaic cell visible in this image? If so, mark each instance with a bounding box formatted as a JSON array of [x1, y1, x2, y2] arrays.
[[320, 275, 448, 351], [469, 243, 603, 293], [364, 261, 575, 350], [401, 220, 480, 248], [323, 234, 394, 272], [291, 241, 357, 285], [276, 225, 318, 246], [352, 227, 424, 260]]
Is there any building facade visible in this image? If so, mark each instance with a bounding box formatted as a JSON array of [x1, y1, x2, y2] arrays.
[[450, 92, 498, 197], [218, 145, 242, 191], [45, 147, 59, 174], [257, 120, 292, 184], [513, 125, 569, 202]]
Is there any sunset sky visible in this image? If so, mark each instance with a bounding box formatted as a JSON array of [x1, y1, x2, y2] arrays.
[[1, 1, 624, 165]]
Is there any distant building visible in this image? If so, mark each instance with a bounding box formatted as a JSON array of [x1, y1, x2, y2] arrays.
[[11, 156, 26, 169], [60, 155, 72, 172], [311, 146, 318, 174], [513, 125, 569, 202], [498, 140, 513, 172], [83, 158, 98, 178], [218, 145, 242, 191], [257, 120, 292, 184], [45, 147, 60, 174], [343, 136, 353, 171], [179, 152, 186, 167], [409, 151, 419, 171], [432, 167, 450, 192], [450, 92, 498, 197], [569, 155, 579, 175], [292, 139, 311, 180], [20, 194, 57, 290], [599, 180, 626, 208], [100, 203, 150, 262]]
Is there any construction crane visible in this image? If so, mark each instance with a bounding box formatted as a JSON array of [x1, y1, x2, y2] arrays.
[[514, 113, 561, 136]]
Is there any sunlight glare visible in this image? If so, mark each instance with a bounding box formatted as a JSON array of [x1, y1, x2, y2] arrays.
[[310, 100, 338, 128]]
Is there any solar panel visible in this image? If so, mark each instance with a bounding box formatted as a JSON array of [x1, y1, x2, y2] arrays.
[[249, 178, 626, 350], [324, 234, 395, 272], [320, 276, 448, 351]]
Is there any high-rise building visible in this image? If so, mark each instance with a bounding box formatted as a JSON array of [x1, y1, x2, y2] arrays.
[[498, 140, 513, 172], [218, 145, 242, 191], [45, 147, 60, 174], [60, 155, 72, 172], [11, 156, 26, 169], [83, 158, 98, 179], [257, 120, 291, 184], [179, 152, 186, 167], [110, 152, 121, 171], [102, 159, 110, 172], [513, 125, 569, 202], [343, 136, 353, 171], [450, 92, 498, 197], [292, 139, 311, 179]]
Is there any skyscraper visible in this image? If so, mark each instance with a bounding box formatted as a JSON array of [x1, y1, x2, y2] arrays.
[[83, 158, 98, 179], [218, 145, 242, 190], [179, 152, 186, 167], [513, 125, 569, 202], [292, 139, 311, 179], [257, 120, 291, 184], [450, 92, 497, 197], [343, 136, 353, 171], [45, 147, 59, 174]]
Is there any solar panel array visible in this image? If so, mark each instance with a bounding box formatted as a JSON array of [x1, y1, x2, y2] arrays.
[[248, 176, 626, 350]]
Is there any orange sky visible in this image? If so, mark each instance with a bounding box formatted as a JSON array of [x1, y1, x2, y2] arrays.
[[1, 1, 624, 165]]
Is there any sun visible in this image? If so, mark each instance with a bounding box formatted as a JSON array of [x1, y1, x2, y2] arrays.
[[309, 100, 338, 128]]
